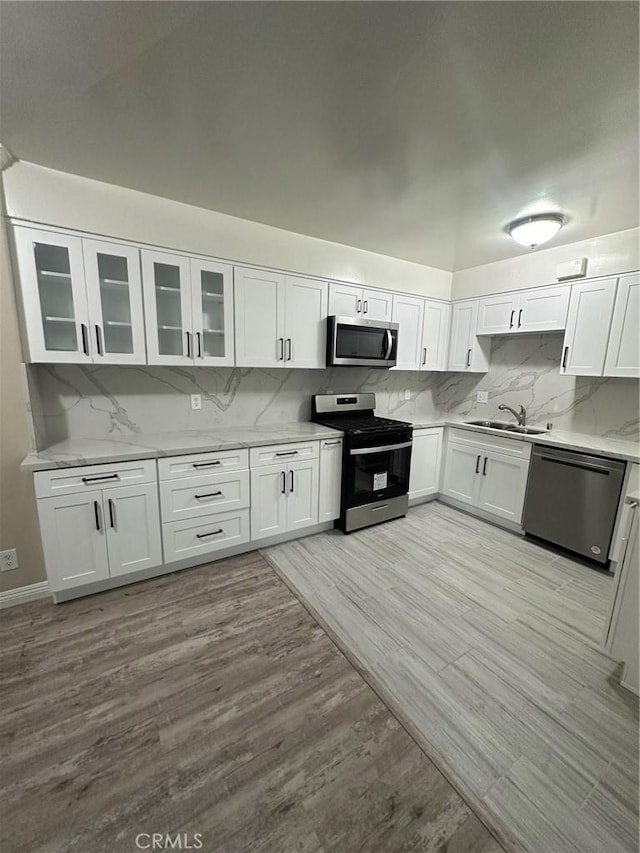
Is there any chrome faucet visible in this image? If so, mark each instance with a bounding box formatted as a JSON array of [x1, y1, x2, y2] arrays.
[[498, 403, 527, 426]]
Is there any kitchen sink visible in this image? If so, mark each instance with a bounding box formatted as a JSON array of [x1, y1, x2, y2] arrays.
[[465, 420, 547, 435]]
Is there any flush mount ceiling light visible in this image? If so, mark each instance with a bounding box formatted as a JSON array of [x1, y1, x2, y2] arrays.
[[507, 213, 565, 248]]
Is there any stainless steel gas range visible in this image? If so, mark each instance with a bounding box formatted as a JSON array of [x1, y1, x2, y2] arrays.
[[311, 393, 413, 533]]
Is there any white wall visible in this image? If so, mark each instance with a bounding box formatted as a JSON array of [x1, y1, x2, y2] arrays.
[[3, 161, 452, 299], [452, 228, 640, 300]]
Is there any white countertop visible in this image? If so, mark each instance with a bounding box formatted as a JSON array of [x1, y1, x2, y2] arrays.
[[21, 423, 343, 472], [21, 418, 639, 472]]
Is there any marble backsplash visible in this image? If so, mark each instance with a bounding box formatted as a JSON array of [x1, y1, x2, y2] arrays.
[[28, 334, 639, 449]]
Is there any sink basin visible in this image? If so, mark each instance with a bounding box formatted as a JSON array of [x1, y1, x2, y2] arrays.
[[465, 420, 547, 436]]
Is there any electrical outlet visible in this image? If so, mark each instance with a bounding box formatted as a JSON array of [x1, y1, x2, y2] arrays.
[[190, 394, 202, 411], [404, 390, 411, 401], [476, 391, 489, 404], [0, 549, 18, 571]]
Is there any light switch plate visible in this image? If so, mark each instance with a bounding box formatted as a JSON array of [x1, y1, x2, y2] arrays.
[[404, 390, 411, 401], [476, 391, 489, 403], [190, 394, 202, 411]]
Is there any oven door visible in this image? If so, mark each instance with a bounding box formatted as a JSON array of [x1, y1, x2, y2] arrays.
[[346, 438, 412, 508], [328, 316, 398, 367]]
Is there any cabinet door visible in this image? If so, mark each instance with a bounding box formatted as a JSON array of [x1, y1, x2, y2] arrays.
[[421, 301, 451, 371], [250, 465, 288, 540], [37, 491, 109, 591], [519, 285, 569, 333], [83, 240, 146, 364], [234, 267, 286, 367], [476, 293, 520, 335], [190, 259, 235, 366], [442, 442, 481, 505], [286, 458, 319, 532], [104, 482, 162, 578], [319, 438, 343, 522], [362, 288, 393, 321], [477, 451, 529, 524], [13, 227, 90, 363], [562, 278, 617, 376], [142, 250, 193, 365], [409, 428, 443, 500], [604, 274, 640, 378], [448, 300, 489, 372], [392, 294, 424, 370], [328, 282, 363, 317], [284, 276, 328, 368]]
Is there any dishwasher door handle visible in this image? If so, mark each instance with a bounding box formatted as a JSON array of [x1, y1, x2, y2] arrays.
[[540, 455, 613, 475]]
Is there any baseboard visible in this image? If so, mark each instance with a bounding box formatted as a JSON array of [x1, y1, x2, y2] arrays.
[[0, 581, 50, 609]]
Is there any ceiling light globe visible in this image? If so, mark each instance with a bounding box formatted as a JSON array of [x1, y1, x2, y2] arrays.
[[508, 214, 565, 248]]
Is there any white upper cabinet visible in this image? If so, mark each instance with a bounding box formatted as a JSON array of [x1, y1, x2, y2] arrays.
[[328, 282, 392, 321], [235, 268, 327, 368], [83, 240, 146, 364], [476, 285, 569, 336], [448, 300, 490, 373], [421, 300, 451, 371], [392, 294, 424, 370], [561, 277, 617, 376], [604, 273, 640, 378], [142, 250, 193, 365], [190, 258, 235, 366]]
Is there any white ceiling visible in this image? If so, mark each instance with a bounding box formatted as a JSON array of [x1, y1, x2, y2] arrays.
[[1, 2, 638, 271]]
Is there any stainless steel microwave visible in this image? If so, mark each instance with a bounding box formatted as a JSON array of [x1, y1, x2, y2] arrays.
[[326, 316, 399, 367]]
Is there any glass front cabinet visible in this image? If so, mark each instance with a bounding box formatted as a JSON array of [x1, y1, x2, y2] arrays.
[[12, 226, 146, 364], [142, 250, 234, 366]]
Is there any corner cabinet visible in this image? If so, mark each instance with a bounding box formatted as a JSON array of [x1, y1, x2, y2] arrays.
[[234, 268, 328, 368], [603, 273, 640, 378], [12, 226, 146, 364], [560, 277, 617, 376], [448, 300, 490, 373], [142, 250, 235, 366], [391, 296, 451, 372], [441, 428, 531, 525]]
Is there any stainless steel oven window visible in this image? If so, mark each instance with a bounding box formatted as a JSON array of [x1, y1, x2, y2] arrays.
[[346, 444, 412, 507]]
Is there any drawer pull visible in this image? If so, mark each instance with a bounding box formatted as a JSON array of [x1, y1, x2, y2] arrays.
[[196, 528, 224, 539], [275, 450, 298, 457], [194, 491, 222, 500], [82, 473, 120, 484], [323, 440, 342, 446], [192, 461, 221, 469]]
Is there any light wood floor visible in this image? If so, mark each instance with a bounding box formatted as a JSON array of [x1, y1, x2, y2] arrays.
[[265, 501, 640, 853], [0, 551, 503, 853]]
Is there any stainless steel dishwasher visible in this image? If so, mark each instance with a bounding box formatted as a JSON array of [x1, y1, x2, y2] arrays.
[[522, 445, 626, 566]]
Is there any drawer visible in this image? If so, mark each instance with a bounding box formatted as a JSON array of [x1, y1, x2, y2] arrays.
[[158, 448, 249, 480], [159, 470, 249, 522], [250, 441, 319, 468], [447, 428, 532, 459], [34, 459, 157, 498], [162, 509, 250, 562]]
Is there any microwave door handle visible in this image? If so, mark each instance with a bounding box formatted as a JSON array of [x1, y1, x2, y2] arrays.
[[384, 329, 393, 359]]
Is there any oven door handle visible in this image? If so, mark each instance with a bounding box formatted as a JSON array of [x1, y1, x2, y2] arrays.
[[349, 440, 412, 456], [384, 329, 393, 359]]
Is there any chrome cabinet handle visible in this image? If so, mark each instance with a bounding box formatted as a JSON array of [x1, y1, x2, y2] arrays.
[[286, 338, 292, 361], [562, 346, 569, 369], [196, 529, 223, 539], [509, 310, 515, 328], [93, 500, 101, 532], [482, 457, 488, 476], [363, 300, 368, 314], [281, 471, 286, 494], [81, 323, 89, 356], [95, 325, 103, 356], [192, 461, 221, 469], [422, 347, 427, 366], [275, 450, 298, 457], [290, 470, 294, 493], [197, 332, 202, 358], [108, 498, 116, 529], [357, 299, 362, 313], [517, 309, 523, 328], [195, 491, 222, 499], [82, 473, 119, 484], [466, 348, 472, 368], [475, 455, 481, 474]]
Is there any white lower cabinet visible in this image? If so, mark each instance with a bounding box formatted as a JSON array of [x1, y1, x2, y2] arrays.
[[319, 437, 343, 521], [162, 510, 250, 563], [441, 429, 531, 524], [36, 479, 162, 591], [409, 428, 442, 500], [250, 442, 320, 541]]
